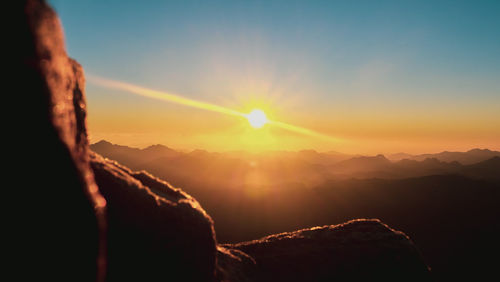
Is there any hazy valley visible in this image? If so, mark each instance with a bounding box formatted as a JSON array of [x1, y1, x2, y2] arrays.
[[92, 140, 500, 280]]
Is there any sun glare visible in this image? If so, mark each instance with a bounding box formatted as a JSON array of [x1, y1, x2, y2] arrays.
[[89, 76, 340, 141], [246, 109, 268, 129]]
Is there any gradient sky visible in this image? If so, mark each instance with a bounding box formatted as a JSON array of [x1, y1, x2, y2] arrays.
[[49, 0, 500, 154]]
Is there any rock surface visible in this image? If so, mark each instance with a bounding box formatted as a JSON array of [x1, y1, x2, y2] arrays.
[[219, 219, 431, 281], [16, 0, 106, 280], [90, 153, 217, 281], [18, 1, 431, 281]]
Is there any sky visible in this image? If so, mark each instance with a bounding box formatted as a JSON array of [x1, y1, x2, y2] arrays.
[[49, 0, 500, 154]]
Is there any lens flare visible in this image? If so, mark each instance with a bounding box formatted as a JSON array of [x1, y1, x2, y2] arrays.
[[88, 75, 341, 142]]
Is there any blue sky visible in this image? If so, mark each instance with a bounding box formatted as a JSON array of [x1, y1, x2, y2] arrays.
[[48, 0, 500, 153]]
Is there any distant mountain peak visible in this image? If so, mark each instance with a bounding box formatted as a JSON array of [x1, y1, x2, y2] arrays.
[[467, 148, 492, 153], [143, 144, 173, 152], [350, 154, 389, 162], [94, 139, 112, 146], [91, 140, 114, 149], [189, 149, 209, 156], [422, 157, 441, 163], [480, 155, 500, 163]]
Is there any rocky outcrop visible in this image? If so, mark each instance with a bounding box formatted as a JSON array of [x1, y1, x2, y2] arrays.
[[18, 0, 431, 281], [16, 0, 106, 281], [90, 153, 217, 281], [218, 219, 431, 281]]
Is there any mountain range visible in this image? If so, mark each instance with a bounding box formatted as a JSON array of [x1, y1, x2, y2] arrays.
[[388, 148, 500, 164], [91, 140, 500, 281], [92, 140, 500, 184]]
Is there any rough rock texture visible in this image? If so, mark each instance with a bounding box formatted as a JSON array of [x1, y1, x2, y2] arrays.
[[218, 219, 431, 282], [19, 1, 431, 281], [90, 153, 217, 281], [16, 0, 106, 280]]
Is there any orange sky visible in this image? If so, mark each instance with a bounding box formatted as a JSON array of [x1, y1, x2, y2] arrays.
[[52, 1, 500, 155], [86, 80, 500, 155]]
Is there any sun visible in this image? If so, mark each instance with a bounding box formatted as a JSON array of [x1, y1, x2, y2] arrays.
[[246, 109, 268, 129]]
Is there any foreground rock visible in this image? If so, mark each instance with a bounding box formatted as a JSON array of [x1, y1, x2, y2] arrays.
[[219, 219, 431, 281], [17, 0, 106, 280], [90, 153, 217, 281]]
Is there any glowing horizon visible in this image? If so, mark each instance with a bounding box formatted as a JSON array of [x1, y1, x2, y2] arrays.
[[53, 1, 500, 154], [88, 75, 343, 143], [85, 72, 499, 154], [84, 73, 499, 154]]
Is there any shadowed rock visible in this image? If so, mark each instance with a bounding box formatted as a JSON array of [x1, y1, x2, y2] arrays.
[[90, 153, 217, 281], [16, 0, 106, 280], [219, 219, 431, 282]]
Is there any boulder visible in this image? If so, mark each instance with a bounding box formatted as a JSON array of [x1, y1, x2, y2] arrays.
[[219, 219, 431, 282], [90, 153, 217, 281]]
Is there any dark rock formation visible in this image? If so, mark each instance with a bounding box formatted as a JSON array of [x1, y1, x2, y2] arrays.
[[218, 219, 431, 282], [18, 0, 431, 281], [16, 0, 106, 281], [90, 153, 217, 281]]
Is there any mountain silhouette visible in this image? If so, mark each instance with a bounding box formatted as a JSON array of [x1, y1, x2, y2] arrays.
[[92, 140, 500, 281], [460, 156, 500, 179], [91, 141, 500, 182], [330, 154, 392, 175], [91, 140, 180, 170], [388, 148, 500, 164]]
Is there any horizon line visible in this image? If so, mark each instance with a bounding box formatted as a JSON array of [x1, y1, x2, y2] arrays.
[[90, 139, 498, 157]]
